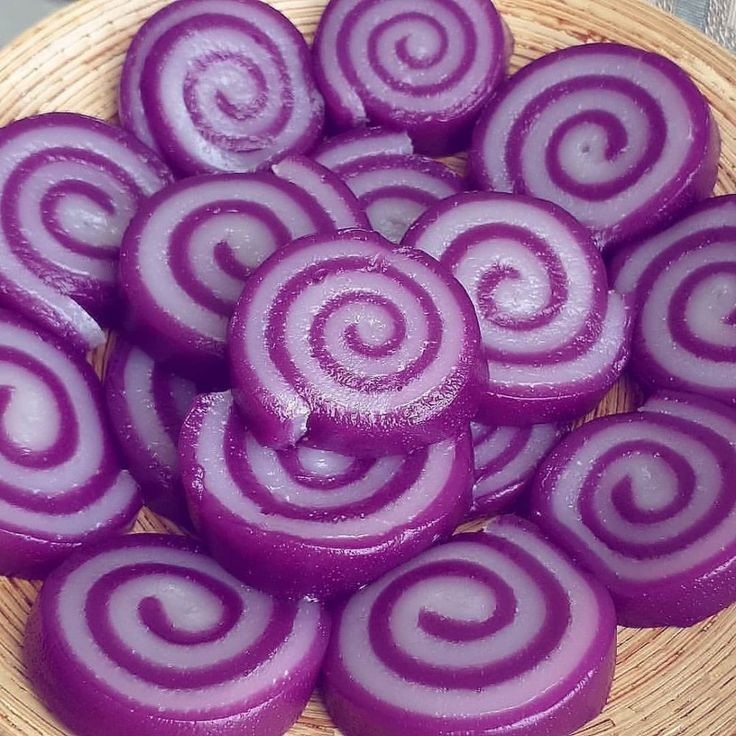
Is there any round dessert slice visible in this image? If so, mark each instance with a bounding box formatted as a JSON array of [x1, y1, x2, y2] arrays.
[[0, 113, 172, 353], [180, 391, 473, 598], [26, 533, 329, 736], [228, 228, 485, 454], [315, 127, 463, 243], [0, 310, 141, 578], [403, 192, 630, 424], [471, 43, 719, 251], [612, 195, 736, 405], [322, 515, 616, 736], [313, 0, 511, 154], [120, 0, 324, 175], [531, 392, 736, 627], [470, 421, 563, 518]]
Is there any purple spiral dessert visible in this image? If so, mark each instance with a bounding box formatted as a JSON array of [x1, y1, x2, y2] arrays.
[[314, 127, 463, 243], [612, 196, 736, 405], [403, 192, 631, 424], [322, 515, 616, 736], [25, 534, 329, 736], [105, 339, 197, 527], [531, 392, 736, 627], [0, 113, 172, 353], [313, 0, 511, 155], [119, 0, 324, 175], [119, 163, 362, 380], [228, 229, 485, 454], [471, 43, 720, 251], [470, 422, 563, 518], [0, 311, 141, 578], [180, 391, 473, 598]]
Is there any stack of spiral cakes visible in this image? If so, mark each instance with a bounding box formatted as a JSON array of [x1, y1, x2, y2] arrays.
[[0, 1, 732, 735]]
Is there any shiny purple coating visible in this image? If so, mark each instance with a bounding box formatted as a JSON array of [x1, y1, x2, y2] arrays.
[[314, 127, 463, 243], [313, 0, 511, 155], [471, 43, 720, 252], [119, 0, 324, 175], [469, 422, 564, 519], [228, 229, 485, 454], [119, 162, 363, 380], [403, 192, 631, 424], [0, 113, 172, 354], [322, 515, 616, 736], [611, 196, 736, 406], [25, 533, 329, 736], [180, 391, 473, 598], [105, 339, 197, 527], [0, 310, 141, 578], [530, 392, 736, 627]]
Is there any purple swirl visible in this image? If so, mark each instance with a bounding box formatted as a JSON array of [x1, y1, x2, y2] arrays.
[[531, 392, 736, 627], [315, 127, 463, 243], [228, 229, 484, 454], [105, 339, 197, 526], [314, 0, 510, 154], [322, 515, 616, 736], [0, 310, 141, 578], [120, 0, 324, 175], [0, 113, 172, 353], [403, 192, 631, 424], [471, 43, 719, 251], [25, 534, 329, 736], [470, 421, 563, 518], [120, 165, 357, 380], [180, 391, 473, 597], [612, 196, 736, 406]]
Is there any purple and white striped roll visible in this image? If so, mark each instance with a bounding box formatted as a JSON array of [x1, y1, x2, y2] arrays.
[[26, 534, 329, 736], [229, 229, 485, 454], [119, 0, 324, 175], [105, 339, 197, 527], [531, 392, 736, 627], [120, 163, 363, 379], [0, 113, 172, 354], [322, 515, 616, 736], [611, 196, 736, 405], [180, 391, 473, 598], [271, 156, 370, 230], [471, 43, 720, 251], [403, 192, 631, 424], [0, 311, 141, 578], [470, 422, 563, 518], [313, 0, 511, 155], [315, 127, 463, 243]]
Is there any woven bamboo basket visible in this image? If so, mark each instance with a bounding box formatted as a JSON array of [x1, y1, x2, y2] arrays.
[[0, 0, 733, 734]]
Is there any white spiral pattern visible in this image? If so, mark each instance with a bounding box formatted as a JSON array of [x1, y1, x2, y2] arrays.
[[531, 392, 736, 626], [0, 113, 172, 353], [180, 391, 472, 596], [315, 127, 463, 243], [314, 0, 509, 153], [0, 311, 140, 576], [323, 516, 615, 736], [27, 534, 328, 736], [404, 192, 630, 423], [471, 43, 719, 250], [120, 0, 324, 174], [228, 229, 484, 453], [613, 196, 736, 404]]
